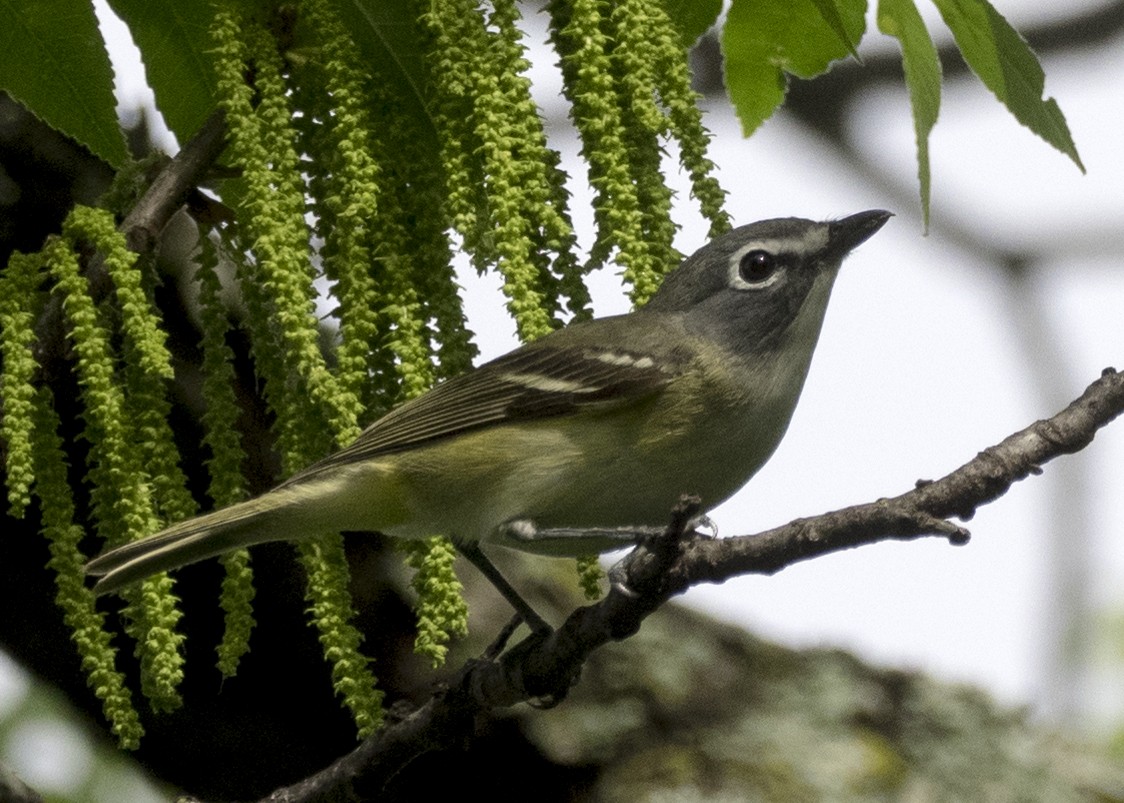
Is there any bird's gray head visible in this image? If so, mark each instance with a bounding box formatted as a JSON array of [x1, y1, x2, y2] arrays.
[[643, 210, 892, 353]]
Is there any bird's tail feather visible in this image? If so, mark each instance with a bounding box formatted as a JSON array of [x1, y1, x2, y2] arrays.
[[86, 492, 314, 595]]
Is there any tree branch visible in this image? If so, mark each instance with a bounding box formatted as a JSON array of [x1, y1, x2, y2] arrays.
[[119, 109, 228, 255], [226, 367, 1124, 802]]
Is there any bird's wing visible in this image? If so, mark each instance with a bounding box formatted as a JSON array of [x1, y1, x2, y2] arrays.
[[282, 319, 689, 485]]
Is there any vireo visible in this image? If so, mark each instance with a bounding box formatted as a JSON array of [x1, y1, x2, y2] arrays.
[[87, 210, 891, 627]]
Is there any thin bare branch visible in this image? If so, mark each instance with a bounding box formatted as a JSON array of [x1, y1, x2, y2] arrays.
[[120, 109, 228, 254]]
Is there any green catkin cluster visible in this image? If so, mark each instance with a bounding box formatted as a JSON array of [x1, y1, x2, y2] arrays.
[[0, 0, 733, 745], [213, 10, 361, 450], [211, 4, 383, 735], [299, 535, 385, 736], [420, 0, 605, 598], [43, 234, 147, 547], [549, 0, 730, 304], [62, 207, 194, 709], [64, 208, 196, 526], [194, 235, 256, 676], [31, 387, 145, 748], [421, 0, 589, 341], [614, 0, 730, 240], [403, 161, 478, 382], [296, 0, 392, 416], [0, 252, 40, 517], [44, 227, 186, 713], [403, 536, 469, 667], [1, 252, 145, 746], [294, 0, 470, 667], [550, 0, 651, 299]]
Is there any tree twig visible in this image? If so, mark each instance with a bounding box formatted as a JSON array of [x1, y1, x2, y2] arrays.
[[120, 109, 228, 254]]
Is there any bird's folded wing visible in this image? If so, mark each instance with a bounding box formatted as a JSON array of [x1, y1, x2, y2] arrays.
[[282, 335, 687, 485]]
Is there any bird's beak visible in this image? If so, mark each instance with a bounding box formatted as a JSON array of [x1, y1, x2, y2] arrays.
[[826, 210, 893, 258]]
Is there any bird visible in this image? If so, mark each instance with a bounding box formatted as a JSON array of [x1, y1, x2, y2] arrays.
[[87, 210, 892, 629]]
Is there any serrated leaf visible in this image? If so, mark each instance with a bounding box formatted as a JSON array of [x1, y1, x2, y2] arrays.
[[664, 0, 723, 48], [810, 0, 862, 60], [932, 0, 1083, 172], [878, 0, 941, 229], [0, 0, 127, 166], [721, 0, 867, 136], [107, 0, 218, 144]]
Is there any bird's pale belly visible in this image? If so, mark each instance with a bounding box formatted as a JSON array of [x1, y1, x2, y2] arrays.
[[366, 394, 793, 556]]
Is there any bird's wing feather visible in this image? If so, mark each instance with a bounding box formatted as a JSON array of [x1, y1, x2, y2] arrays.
[[282, 322, 688, 486]]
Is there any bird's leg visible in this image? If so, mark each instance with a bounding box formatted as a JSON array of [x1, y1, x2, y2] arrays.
[[456, 542, 552, 636], [481, 613, 527, 661], [464, 513, 717, 648]]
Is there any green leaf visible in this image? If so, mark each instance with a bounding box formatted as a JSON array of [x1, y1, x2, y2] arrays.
[[878, 0, 941, 229], [663, 0, 723, 48], [335, 0, 439, 147], [721, 0, 867, 136], [931, 0, 1083, 172], [107, 0, 218, 144], [810, 0, 862, 60], [0, 0, 127, 166]]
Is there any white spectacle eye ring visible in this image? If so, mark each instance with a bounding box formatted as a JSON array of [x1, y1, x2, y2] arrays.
[[728, 246, 784, 290]]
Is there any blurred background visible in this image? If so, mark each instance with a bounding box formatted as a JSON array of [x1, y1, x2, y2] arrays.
[[1, 0, 1121, 799]]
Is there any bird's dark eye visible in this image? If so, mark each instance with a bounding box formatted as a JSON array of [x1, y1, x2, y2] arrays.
[[738, 249, 778, 284]]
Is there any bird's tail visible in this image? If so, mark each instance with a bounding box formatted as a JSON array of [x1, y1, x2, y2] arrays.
[[86, 490, 316, 595]]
